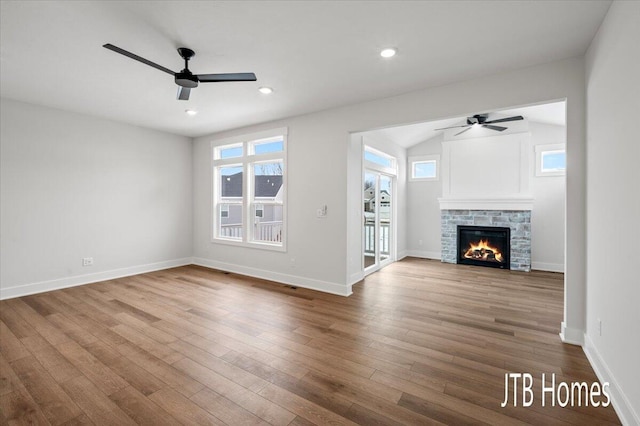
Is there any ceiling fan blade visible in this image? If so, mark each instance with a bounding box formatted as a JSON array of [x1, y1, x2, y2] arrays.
[[434, 124, 472, 131], [177, 86, 191, 101], [482, 124, 507, 131], [197, 73, 257, 82], [483, 115, 524, 124], [454, 127, 473, 136], [103, 43, 175, 76]]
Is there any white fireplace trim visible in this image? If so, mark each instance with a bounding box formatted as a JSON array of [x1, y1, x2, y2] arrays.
[[438, 197, 534, 211]]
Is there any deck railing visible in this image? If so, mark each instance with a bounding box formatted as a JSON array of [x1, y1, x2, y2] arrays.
[[364, 221, 390, 255], [220, 221, 282, 242]]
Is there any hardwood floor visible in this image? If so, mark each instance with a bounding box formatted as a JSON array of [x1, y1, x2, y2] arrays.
[[0, 259, 620, 425]]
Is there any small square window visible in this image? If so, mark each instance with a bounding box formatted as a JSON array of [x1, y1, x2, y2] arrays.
[[535, 144, 566, 176], [409, 155, 440, 181], [541, 151, 566, 172]]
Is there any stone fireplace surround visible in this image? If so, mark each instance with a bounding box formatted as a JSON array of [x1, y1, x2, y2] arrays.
[[441, 209, 531, 271]]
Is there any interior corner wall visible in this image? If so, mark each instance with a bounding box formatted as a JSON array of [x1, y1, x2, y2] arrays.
[[406, 133, 443, 259], [529, 122, 566, 272], [584, 1, 640, 424], [192, 57, 586, 314], [0, 99, 194, 299]]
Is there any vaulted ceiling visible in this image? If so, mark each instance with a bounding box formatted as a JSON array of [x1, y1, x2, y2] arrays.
[[0, 1, 610, 137]]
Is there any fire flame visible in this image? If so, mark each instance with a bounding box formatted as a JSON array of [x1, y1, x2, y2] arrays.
[[464, 239, 504, 263]]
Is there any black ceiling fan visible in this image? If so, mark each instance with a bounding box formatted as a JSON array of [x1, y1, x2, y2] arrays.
[[103, 43, 257, 101], [435, 114, 524, 136]]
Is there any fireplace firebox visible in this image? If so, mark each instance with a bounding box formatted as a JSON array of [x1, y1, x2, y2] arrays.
[[457, 225, 510, 269]]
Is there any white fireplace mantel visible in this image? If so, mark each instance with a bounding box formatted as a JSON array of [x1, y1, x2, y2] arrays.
[[438, 197, 534, 211]]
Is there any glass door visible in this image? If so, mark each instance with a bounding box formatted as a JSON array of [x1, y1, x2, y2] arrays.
[[363, 172, 377, 271], [379, 174, 392, 265], [363, 170, 394, 274]]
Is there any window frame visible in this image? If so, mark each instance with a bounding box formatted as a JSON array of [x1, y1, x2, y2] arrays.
[[211, 128, 287, 252], [535, 143, 566, 177], [409, 154, 440, 181], [364, 146, 397, 175]]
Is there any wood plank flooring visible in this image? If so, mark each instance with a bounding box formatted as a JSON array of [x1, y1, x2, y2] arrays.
[[0, 259, 620, 425]]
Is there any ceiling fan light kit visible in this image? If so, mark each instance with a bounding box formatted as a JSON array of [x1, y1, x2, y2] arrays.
[[103, 43, 257, 101]]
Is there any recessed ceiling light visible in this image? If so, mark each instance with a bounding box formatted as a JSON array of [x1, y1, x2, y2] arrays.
[[185, 109, 198, 116], [380, 48, 397, 58], [258, 87, 273, 95]]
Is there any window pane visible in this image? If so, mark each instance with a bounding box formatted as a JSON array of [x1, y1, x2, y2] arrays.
[[218, 204, 243, 239], [413, 161, 436, 178], [542, 151, 566, 172], [219, 166, 243, 198], [364, 150, 392, 168], [253, 139, 284, 155], [254, 162, 283, 199], [253, 205, 283, 243], [218, 145, 243, 159]]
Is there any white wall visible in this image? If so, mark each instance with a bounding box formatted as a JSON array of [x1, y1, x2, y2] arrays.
[[584, 1, 640, 424], [0, 99, 193, 299], [405, 134, 443, 259], [193, 56, 587, 333], [530, 122, 566, 272], [404, 122, 565, 271]]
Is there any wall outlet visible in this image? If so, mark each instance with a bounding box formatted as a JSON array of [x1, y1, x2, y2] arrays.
[[598, 318, 602, 336], [290, 258, 296, 268], [82, 257, 93, 267], [418, 239, 423, 246]]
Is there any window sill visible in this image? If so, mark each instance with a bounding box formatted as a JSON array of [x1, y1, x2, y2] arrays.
[[211, 237, 286, 252]]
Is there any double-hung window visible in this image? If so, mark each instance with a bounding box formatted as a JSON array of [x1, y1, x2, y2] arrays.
[[212, 128, 287, 250]]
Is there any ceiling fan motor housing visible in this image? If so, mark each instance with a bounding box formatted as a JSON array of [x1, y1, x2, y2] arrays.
[[467, 114, 489, 125], [175, 71, 198, 88]]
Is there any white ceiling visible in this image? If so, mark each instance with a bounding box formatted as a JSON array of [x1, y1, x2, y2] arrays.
[[373, 100, 567, 148], [0, 1, 609, 138]]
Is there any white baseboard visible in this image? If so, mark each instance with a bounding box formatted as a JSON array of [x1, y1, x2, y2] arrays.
[[531, 261, 565, 273], [192, 257, 352, 297], [559, 321, 584, 346], [397, 250, 408, 261], [584, 334, 639, 426], [405, 250, 442, 260], [0, 258, 193, 300], [348, 271, 364, 286]]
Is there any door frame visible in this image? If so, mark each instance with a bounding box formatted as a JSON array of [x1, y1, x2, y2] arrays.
[[362, 144, 397, 276]]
